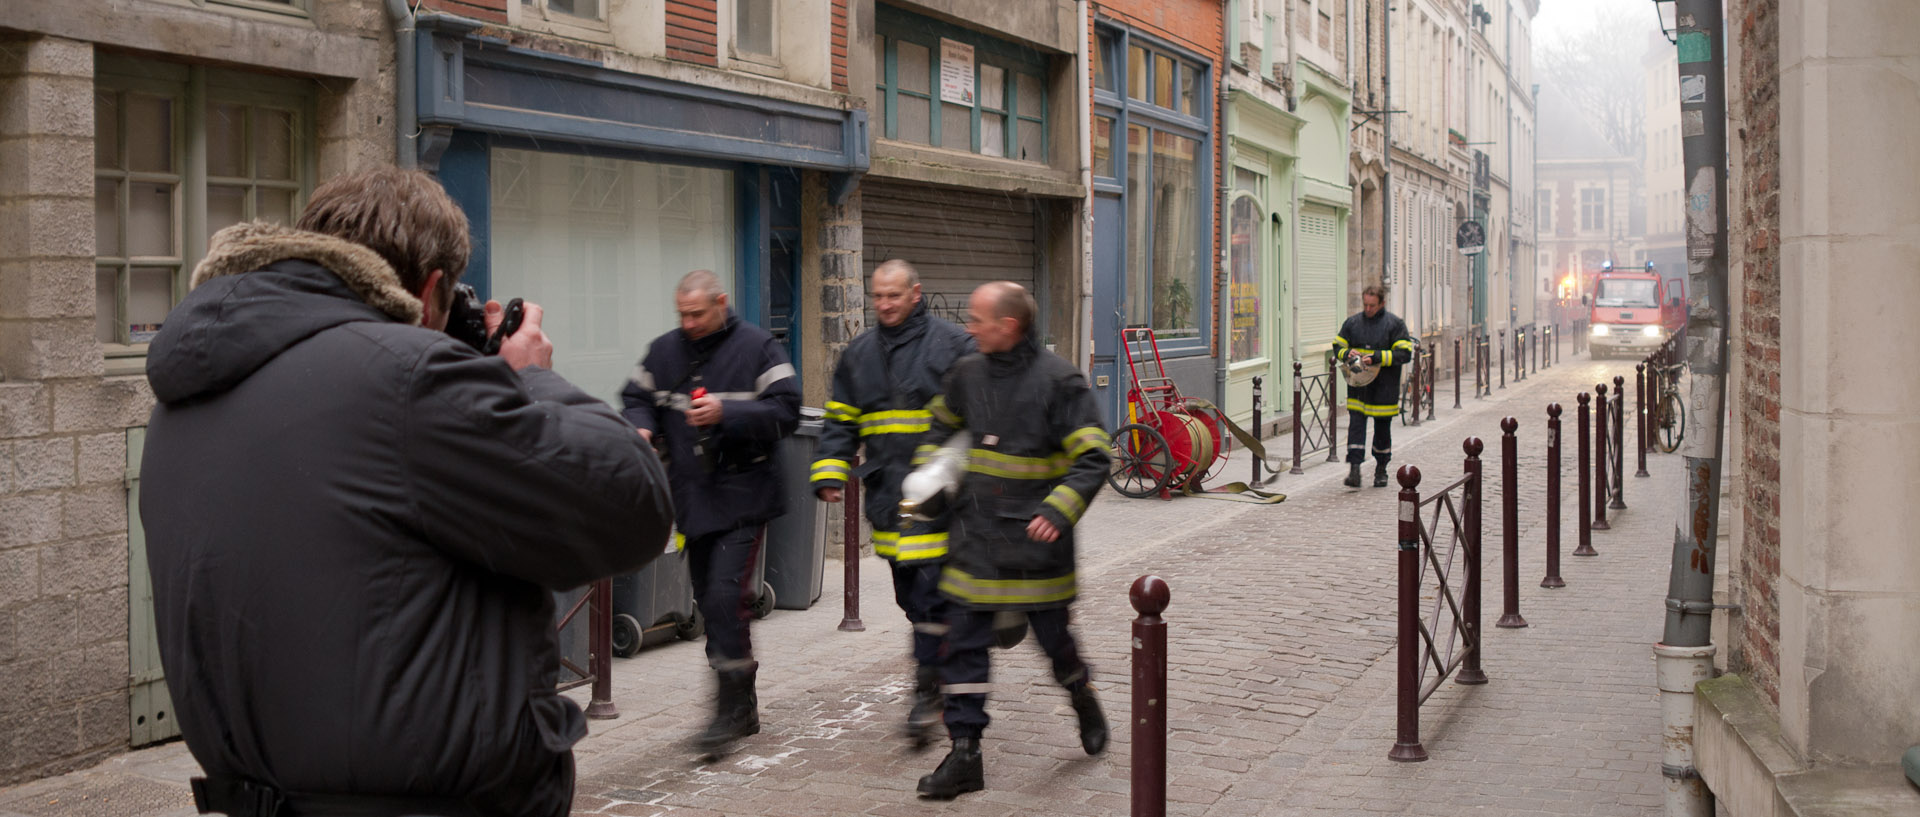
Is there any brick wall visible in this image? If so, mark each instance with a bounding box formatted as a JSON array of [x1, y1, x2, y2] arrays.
[[1730, 0, 1780, 707], [830, 0, 848, 92], [423, 0, 508, 24], [666, 0, 718, 66]]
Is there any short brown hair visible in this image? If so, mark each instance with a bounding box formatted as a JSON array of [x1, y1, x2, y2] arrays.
[[296, 167, 471, 294], [1362, 283, 1388, 301]]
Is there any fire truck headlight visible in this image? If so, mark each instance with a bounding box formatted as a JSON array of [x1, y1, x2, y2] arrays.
[[1642, 325, 1662, 337], [1592, 324, 1611, 337]]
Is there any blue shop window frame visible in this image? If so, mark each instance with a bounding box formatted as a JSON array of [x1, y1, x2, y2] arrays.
[[433, 130, 807, 387], [1092, 22, 1215, 359], [874, 5, 1049, 161]]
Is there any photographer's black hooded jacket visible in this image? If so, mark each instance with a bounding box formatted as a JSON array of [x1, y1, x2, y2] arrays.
[[140, 222, 674, 817]]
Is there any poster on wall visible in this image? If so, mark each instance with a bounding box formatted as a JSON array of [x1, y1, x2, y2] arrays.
[[940, 38, 975, 104]]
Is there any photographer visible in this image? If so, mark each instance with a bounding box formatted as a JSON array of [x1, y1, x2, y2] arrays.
[[140, 167, 674, 817], [621, 270, 800, 755]]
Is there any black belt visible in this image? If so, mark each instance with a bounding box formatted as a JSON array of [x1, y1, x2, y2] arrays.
[[193, 776, 482, 817]]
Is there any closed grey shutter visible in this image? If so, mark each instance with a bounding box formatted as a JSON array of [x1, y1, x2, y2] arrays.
[[1297, 204, 1342, 373], [861, 180, 1038, 320]]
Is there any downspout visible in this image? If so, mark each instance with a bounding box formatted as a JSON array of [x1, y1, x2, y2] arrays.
[[1077, 0, 1094, 371], [386, 0, 418, 169], [1215, 21, 1231, 410], [1657, 1, 1730, 815]]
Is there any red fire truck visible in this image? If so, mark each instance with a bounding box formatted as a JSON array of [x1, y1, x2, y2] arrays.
[[1586, 261, 1685, 359]]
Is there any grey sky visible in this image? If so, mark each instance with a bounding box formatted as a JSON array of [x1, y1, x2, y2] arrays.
[[1532, 0, 1665, 46]]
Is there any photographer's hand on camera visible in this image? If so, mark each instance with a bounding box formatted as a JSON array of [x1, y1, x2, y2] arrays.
[[487, 300, 553, 370]]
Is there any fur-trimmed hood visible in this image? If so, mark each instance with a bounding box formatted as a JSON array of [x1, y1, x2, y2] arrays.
[[146, 222, 431, 404]]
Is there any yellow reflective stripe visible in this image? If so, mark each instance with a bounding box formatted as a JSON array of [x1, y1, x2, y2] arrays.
[[940, 566, 1077, 605], [859, 410, 933, 436], [872, 530, 899, 558], [670, 532, 686, 553], [1062, 426, 1111, 460], [824, 401, 862, 423], [1346, 398, 1400, 417], [1392, 339, 1417, 351], [912, 444, 937, 466], [927, 395, 963, 427], [1333, 337, 1350, 349], [1043, 485, 1088, 525], [968, 449, 1070, 480], [1381, 350, 1392, 366], [811, 458, 852, 483], [892, 532, 949, 562]]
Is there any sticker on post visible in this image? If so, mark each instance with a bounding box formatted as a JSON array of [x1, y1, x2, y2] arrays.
[[1680, 75, 1707, 104], [1399, 501, 1415, 523], [1682, 110, 1705, 137]]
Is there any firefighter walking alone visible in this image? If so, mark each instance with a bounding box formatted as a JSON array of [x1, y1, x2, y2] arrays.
[[1333, 283, 1416, 487]]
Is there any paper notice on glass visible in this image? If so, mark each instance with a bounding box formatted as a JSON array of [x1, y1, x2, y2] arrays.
[[940, 38, 975, 105]]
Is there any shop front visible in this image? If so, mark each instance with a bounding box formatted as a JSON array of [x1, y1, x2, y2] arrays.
[[1222, 89, 1303, 434]]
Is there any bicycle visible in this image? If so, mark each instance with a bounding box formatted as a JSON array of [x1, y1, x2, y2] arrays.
[[1399, 348, 1433, 426], [1648, 361, 1686, 453]]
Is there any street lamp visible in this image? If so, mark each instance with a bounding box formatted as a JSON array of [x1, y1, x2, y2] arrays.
[[1650, 0, 1679, 44]]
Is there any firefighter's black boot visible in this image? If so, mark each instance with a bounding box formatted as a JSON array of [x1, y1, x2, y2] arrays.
[[1344, 462, 1363, 487], [916, 738, 984, 799], [695, 665, 760, 754], [1070, 684, 1109, 756], [905, 665, 943, 750], [1374, 462, 1390, 488]]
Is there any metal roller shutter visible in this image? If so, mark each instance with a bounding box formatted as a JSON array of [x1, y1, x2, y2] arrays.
[[1297, 203, 1342, 373], [861, 180, 1038, 319]]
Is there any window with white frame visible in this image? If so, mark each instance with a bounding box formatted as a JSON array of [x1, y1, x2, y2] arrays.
[[1579, 187, 1605, 232], [207, 0, 307, 16], [519, 0, 603, 24], [733, 0, 777, 62], [94, 56, 313, 368], [1537, 188, 1550, 228]]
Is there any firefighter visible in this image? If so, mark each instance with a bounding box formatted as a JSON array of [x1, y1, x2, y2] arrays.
[[1333, 283, 1416, 488], [915, 281, 1112, 800], [810, 259, 974, 748]]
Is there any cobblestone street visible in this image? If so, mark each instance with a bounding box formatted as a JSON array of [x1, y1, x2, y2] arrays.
[[0, 353, 1683, 817]]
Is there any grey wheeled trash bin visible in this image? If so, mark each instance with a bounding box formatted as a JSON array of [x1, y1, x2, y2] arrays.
[[764, 407, 828, 611], [609, 540, 702, 658]]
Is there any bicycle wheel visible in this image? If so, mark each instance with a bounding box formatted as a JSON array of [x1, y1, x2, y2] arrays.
[[1657, 391, 1685, 453], [1107, 423, 1175, 499]]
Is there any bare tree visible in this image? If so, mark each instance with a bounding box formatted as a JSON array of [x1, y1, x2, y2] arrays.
[[1536, 4, 1649, 160]]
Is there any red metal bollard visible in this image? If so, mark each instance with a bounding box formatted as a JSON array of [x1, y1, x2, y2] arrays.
[[1454, 339, 1463, 409], [1497, 418, 1528, 628], [1592, 384, 1611, 532], [1575, 393, 1597, 556], [1131, 575, 1171, 813], [1291, 361, 1306, 476], [1498, 334, 1506, 389], [1459, 438, 1488, 685], [585, 578, 619, 719], [839, 456, 865, 632], [1635, 364, 1650, 477], [1543, 404, 1566, 588], [1389, 466, 1429, 763], [1426, 349, 1437, 421], [1408, 348, 1422, 427], [1610, 376, 1628, 510]]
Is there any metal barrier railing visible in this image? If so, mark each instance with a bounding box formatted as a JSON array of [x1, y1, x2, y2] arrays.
[[1389, 440, 1486, 762], [556, 579, 618, 719], [1290, 352, 1340, 474]]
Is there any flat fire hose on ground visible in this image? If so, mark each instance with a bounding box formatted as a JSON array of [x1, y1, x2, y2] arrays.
[[1177, 399, 1287, 504]]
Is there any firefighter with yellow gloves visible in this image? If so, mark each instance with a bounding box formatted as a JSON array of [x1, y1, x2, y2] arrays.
[[809, 260, 973, 748], [914, 281, 1112, 800], [1333, 283, 1417, 488]]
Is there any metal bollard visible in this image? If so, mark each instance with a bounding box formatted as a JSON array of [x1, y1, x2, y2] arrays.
[[1543, 404, 1566, 588], [1426, 349, 1437, 421], [1454, 338, 1463, 409], [1252, 375, 1265, 484], [1610, 377, 1628, 510], [1497, 418, 1528, 628], [1291, 362, 1306, 476], [1499, 334, 1506, 389], [1408, 348, 1423, 426], [1593, 383, 1611, 532], [1326, 353, 1342, 464], [1131, 575, 1171, 812], [1460, 438, 1488, 685], [585, 578, 618, 719], [1390, 466, 1429, 763], [839, 456, 865, 632], [1635, 364, 1650, 477], [1575, 393, 1597, 556]]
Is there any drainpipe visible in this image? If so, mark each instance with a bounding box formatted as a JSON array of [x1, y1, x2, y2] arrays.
[[1658, 0, 1731, 815], [1077, 0, 1094, 372], [1215, 24, 1231, 412], [386, 0, 418, 169]]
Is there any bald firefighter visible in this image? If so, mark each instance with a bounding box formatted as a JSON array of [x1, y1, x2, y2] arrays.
[[915, 281, 1111, 799], [810, 260, 974, 747]]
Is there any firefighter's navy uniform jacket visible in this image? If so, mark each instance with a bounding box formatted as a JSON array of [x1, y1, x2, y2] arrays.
[[923, 333, 1111, 740], [1333, 309, 1416, 418], [808, 300, 973, 563]]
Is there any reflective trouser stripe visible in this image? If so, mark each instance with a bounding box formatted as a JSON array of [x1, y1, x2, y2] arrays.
[[913, 622, 951, 635], [939, 566, 1077, 605], [944, 683, 992, 695], [1348, 399, 1399, 417]]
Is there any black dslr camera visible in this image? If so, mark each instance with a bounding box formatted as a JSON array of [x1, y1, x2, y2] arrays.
[[447, 283, 525, 356]]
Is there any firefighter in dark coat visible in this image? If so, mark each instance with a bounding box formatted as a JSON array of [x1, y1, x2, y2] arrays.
[[140, 169, 675, 817], [622, 270, 801, 755], [915, 282, 1112, 799], [1333, 283, 1417, 487], [810, 260, 975, 746]]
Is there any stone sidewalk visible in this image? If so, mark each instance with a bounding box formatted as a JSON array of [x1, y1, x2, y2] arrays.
[[0, 352, 1680, 817]]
